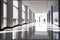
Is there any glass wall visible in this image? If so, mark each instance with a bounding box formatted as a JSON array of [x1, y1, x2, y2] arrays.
[[2, 0, 29, 28], [3, 0, 7, 28], [13, 1, 18, 25]]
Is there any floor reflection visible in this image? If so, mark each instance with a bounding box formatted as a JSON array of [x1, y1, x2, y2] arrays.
[[0, 22, 60, 40], [35, 22, 47, 31], [53, 31, 60, 40]]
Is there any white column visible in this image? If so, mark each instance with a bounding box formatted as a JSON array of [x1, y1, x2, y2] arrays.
[[7, 0, 13, 27], [18, 0, 22, 25]]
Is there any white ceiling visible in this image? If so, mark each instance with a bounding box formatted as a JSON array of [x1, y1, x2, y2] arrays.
[[22, 0, 54, 13]]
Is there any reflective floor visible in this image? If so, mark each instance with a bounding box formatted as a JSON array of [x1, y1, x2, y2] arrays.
[[0, 22, 60, 40], [30, 22, 60, 40], [35, 22, 47, 31]]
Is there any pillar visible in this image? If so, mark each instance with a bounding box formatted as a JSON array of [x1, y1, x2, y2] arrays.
[[47, 11, 50, 23], [18, 0, 22, 25], [58, 0, 60, 39], [51, 6, 53, 24], [0, 0, 3, 29], [33, 13, 35, 22], [58, 0, 60, 27], [7, 0, 13, 27], [29, 9, 32, 23], [49, 11, 50, 23]]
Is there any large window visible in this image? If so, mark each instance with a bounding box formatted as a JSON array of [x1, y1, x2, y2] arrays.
[[13, 1, 18, 25], [3, 0, 7, 28], [22, 4, 25, 24]]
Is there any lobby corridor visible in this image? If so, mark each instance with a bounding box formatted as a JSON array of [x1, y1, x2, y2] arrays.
[[0, 0, 60, 40]]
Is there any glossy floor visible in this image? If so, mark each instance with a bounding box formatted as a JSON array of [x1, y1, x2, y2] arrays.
[[0, 22, 60, 40]]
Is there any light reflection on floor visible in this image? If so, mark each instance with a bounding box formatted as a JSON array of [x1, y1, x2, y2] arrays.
[[35, 22, 47, 32]]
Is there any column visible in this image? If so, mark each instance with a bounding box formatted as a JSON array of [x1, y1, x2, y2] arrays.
[[58, 0, 60, 27], [25, 6, 28, 23], [51, 6, 53, 24], [30, 10, 32, 23], [47, 11, 50, 27], [29, 9, 32, 23], [7, 0, 13, 27], [0, 0, 3, 29], [58, 0, 60, 39], [33, 13, 35, 22], [49, 11, 50, 23], [18, 0, 22, 25], [0, 0, 3, 30], [47, 13, 48, 22], [47, 12, 49, 23], [47, 11, 50, 23]]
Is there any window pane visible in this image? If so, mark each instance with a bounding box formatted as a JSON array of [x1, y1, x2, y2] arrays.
[[13, 7, 18, 25], [22, 4, 25, 24], [3, 19, 6, 27], [13, 1, 18, 7], [3, 3, 7, 18], [13, 7, 18, 19], [3, 3, 7, 28], [22, 12, 25, 23], [13, 1, 18, 25], [22, 4, 25, 11], [53, 12, 58, 25]]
